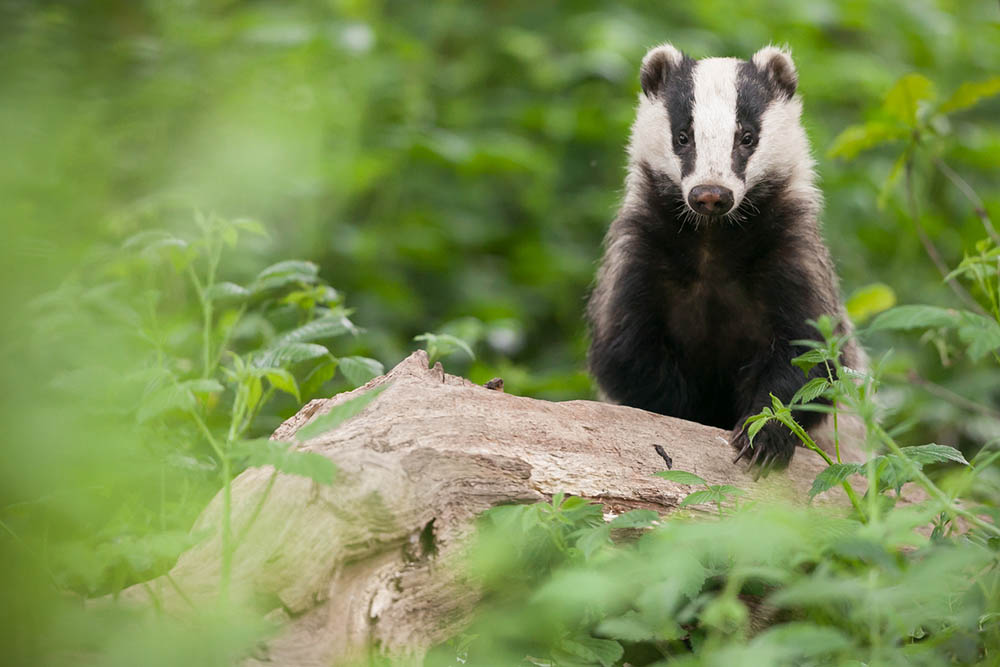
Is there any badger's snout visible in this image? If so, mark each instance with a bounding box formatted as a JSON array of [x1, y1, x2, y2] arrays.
[[688, 185, 734, 216]]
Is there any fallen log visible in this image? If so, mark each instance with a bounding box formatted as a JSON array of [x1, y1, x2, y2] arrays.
[[124, 349, 881, 665]]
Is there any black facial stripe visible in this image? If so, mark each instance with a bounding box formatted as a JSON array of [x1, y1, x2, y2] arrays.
[[732, 61, 777, 180], [663, 56, 697, 178]]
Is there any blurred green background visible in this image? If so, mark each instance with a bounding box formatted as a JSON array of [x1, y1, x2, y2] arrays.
[[2, 0, 999, 664]]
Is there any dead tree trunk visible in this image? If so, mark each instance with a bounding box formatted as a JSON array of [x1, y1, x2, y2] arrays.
[[124, 350, 880, 665]]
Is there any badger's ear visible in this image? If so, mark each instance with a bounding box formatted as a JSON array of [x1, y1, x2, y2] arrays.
[[640, 43, 685, 98], [752, 45, 797, 99]]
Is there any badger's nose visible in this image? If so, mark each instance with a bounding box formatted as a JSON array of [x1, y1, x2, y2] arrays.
[[688, 185, 734, 216]]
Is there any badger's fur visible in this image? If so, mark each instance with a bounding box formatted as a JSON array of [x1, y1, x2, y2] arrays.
[[587, 44, 863, 470]]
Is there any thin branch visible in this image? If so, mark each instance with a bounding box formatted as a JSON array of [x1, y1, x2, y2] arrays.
[[903, 159, 987, 315], [932, 156, 1000, 245], [900, 370, 1000, 420]]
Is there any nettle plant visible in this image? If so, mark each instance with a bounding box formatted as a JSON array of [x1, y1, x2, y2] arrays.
[[125, 213, 388, 599], [434, 74, 1000, 666], [29, 212, 385, 599]]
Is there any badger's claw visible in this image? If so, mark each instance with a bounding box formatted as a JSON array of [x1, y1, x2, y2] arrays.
[[730, 419, 797, 477]]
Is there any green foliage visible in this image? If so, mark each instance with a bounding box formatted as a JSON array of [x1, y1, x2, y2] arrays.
[[2, 1, 999, 665]]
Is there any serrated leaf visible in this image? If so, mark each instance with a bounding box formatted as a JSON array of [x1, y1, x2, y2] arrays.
[[868, 305, 964, 331], [137, 383, 196, 423], [751, 622, 853, 658], [181, 378, 225, 394], [901, 444, 969, 466], [271, 316, 353, 348], [956, 313, 1000, 361], [655, 470, 707, 486], [231, 439, 336, 485], [747, 415, 769, 443], [883, 73, 935, 126], [609, 509, 659, 529], [846, 283, 897, 323], [595, 613, 659, 642], [253, 342, 329, 369], [809, 463, 864, 498], [263, 368, 300, 402], [251, 260, 319, 293], [301, 357, 339, 399], [792, 378, 830, 405], [256, 259, 318, 281], [575, 525, 611, 559], [232, 217, 269, 237], [205, 282, 250, 301], [295, 384, 388, 441], [792, 348, 828, 374], [679, 489, 716, 508], [828, 122, 907, 159], [338, 356, 385, 386], [939, 76, 1000, 113], [556, 636, 623, 667]]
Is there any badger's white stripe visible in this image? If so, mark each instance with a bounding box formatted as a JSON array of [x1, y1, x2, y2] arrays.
[[688, 58, 742, 201]]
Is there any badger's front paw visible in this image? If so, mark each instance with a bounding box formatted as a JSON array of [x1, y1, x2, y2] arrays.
[[730, 419, 798, 478]]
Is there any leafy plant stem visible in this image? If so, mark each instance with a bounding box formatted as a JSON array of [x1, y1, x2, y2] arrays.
[[781, 414, 865, 518], [188, 409, 234, 602], [872, 423, 1000, 537]]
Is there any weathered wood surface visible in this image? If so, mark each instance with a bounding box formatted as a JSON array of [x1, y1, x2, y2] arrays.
[[126, 350, 884, 665]]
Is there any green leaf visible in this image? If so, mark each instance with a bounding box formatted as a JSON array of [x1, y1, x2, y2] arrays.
[[655, 470, 707, 486], [791, 348, 828, 374], [232, 217, 269, 238], [263, 368, 300, 402], [301, 358, 339, 399], [137, 383, 196, 423], [900, 444, 969, 466], [205, 282, 250, 302], [231, 439, 336, 485], [251, 260, 319, 293], [883, 73, 935, 126], [295, 384, 388, 441], [253, 342, 329, 369], [845, 283, 897, 323], [413, 332, 475, 365], [868, 305, 964, 331], [679, 489, 717, 508], [608, 509, 659, 529], [751, 623, 853, 659], [575, 525, 611, 559], [244, 374, 263, 415], [792, 378, 830, 405], [939, 76, 1000, 113], [827, 122, 906, 159], [181, 378, 225, 395], [555, 636, 623, 667], [338, 356, 385, 386], [595, 613, 659, 642], [271, 316, 354, 348], [809, 463, 863, 498], [955, 313, 1000, 361], [746, 412, 772, 443]]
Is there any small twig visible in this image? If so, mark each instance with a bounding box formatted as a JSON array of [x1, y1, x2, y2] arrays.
[[903, 159, 987, 315], [932, 156, 1000, 245], [900, 370, 1000, 420]]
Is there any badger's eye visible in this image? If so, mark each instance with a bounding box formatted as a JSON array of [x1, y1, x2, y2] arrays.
[[740, 130, 756, 146], [676, 131, 690, 146]]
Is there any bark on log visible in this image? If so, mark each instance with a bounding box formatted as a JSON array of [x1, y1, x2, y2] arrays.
[[125, 350, 891, 665]]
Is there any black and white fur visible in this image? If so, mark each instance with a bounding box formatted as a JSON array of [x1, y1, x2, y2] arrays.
[[587, 44, 863, 470]]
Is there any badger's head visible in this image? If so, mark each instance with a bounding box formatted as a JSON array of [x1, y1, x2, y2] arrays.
[[628, 44, 814, 221]]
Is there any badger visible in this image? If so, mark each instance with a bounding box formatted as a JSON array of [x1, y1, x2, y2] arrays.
[[587, 44, 863, 471]]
